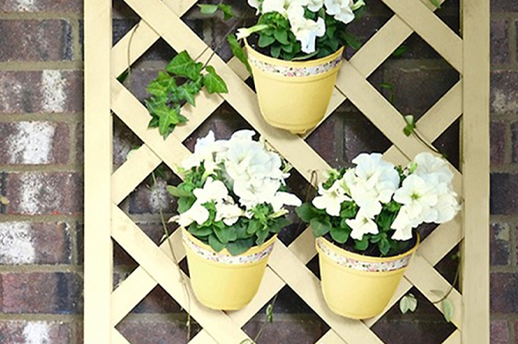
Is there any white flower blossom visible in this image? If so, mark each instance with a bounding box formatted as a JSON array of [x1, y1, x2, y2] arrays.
[[193, 177, 229, 204], [289, 16, 326, 54], [390, 207, 415, 241], [312, 180, 350, 216], [171, 201, 210, 227], [182, 131, 226, 174], [307, 0, 325, 12], [346, 210, 379, 240], [324, 0, 356, 24], [393, 174, 439, 220], [215, 202, 244, 226], [271, 191, 302, 212]]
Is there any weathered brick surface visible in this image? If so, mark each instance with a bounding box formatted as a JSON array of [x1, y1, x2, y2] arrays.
[[0, 0, 82, 12], [0, 222, 72, 265], [0, 272, 82, 314], [492, 121, 507, 166], [491, 272, 518, 313], [491, 19, 510, 65], [0, 121, 70, 165], [116, 320, 199, 344], [3, 172, 83, 215], [491, 320, 510, 344], [491, 71, 518, 115], [492, 0, 518, 13], [0, 20, 73, 62], [0, 70, 82, 114], [490, 173, 518, 215], [0, 321, 72, 344], [490, 222, 511, 266]]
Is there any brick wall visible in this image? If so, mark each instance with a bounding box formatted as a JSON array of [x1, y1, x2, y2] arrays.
[[0, 0, 511, 343]]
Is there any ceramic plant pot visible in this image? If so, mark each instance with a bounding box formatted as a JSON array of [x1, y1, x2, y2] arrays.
[[246, 43, 344, 134], [182, 228, 277, 310], [316, 235, 419, 319]]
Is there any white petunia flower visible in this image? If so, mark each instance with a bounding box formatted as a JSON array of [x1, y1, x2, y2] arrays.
[[312, 180, 350, 216], [413, 152, 454, 184], [307, 0, 325, 12], [193, 177, 229, 204], [390, 207, 414, 241], [171, 201, 210, 227], [215, 202, 244, 226], [182, 130, 227, 174], [271, 191, 302, 212], [289, 16, 326, 54], [346, 210, 379, 240], [393, 174, 439, 222], [324, 0, 355, 24]]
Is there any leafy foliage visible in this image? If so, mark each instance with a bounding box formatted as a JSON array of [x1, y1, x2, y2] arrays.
[[145, 51, 228, 139], [399, 293, 418, 314]]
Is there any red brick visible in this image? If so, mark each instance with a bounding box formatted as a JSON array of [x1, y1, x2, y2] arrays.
[[306, 115, 345, 166], [243, 316, 329, 344], [4, 172, 83, 215], [116, 320, 197, 344], [128, 178, 176, 215], [491, 321, 509, 344], [132, 286, 183, 314], [491, 71, 518, 115], [0, 321, 72, 344], [491, 121, 507, 166], [490, 173, 518, 215], [489, 223, 511, 266], [491, 273, 518, 313], [0, 70, 82, 114], [0, 222, 72, 264], [0, 121, 70, 165], [491, 19, 510, 65], [0, 20, 73, 62], [0, 272, 82, 314], [0, 0, 82, 12], [491, 0, 518, 12]]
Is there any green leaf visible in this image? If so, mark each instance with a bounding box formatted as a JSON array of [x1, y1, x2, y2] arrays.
[[214, 226, 237, 244], [158, 107, 180, 138], [117, 70, 129, 83], [399, 293, 418, 314], [0, 195, 9, 205], [197, 4, 218, 14], [266, 304, 274, 322], [218, 4, 234, 20], [227, 34, 252, 75], [176, 84, 197, 106], [310, 218, 331, 237], [295, 203, 318, 223], [403, 115, 416, 136], [392, 45, 408, 58], [442, 298, 454, 322], [188, 225, 212, 237], [166, 51, 203, 81], [203, 65, 228, 94], [146, 80, 167, 97], [273, 29, 289, 45], [166, 185, 192, 198], [429, 0, 441, 9], [270, 44, 281, 58], [227, 238, 255, 256], [258, 34, 276, 48], [247, 220, 262, 235], [354, 236, 369, 251], [208, 234, 226, 252], [330, 227, 349, 244]]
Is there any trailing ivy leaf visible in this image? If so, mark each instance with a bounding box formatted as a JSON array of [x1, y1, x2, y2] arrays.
[[218, 4, 234, 20], [310, 217, 331, 237], [429, 0, 441, 9], [392, 45, 408, 58], [399, 293, 418, 314], [208, 234, 226, 252], [266, 304, 274, 322], [146, 80, 167, 97], [176, 84, 197, 106], [166, 51, 203, 81], [403, 115, 416, 136], [117, 69, 129, 83], [158, 107, 180, 138], [442, 298, 454, 322], [227, 34, 252, 75], [330, 227, 349, 244], [197, 4, 218, 14], [203, 66, 228, 94]]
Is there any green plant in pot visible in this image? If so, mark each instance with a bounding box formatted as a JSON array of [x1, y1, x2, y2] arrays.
[[296, 152, 460, 319], [227, 0, 365, 133], [168, 129, 301, 310]]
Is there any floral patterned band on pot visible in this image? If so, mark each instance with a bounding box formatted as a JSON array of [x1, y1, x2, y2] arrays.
[[316, 238, 413, 272], [247, 54, 343, 78], [183, 232, 275, 265]]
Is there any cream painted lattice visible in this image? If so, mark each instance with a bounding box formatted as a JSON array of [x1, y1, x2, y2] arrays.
[[84, 0, 490, 343]]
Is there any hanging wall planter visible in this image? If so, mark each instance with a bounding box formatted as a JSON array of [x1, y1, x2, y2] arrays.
[[182, 229, 277, 310], [246, 43, 343, 134], [316, 235, 419, 319]]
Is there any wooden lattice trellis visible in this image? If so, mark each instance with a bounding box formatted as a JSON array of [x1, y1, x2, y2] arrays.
[[84, 0, 490, 343]]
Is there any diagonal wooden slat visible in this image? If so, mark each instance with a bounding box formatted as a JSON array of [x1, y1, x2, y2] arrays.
[[382, 0, 463, 72]]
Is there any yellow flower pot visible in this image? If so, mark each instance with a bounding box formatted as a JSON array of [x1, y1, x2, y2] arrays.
[[316, 236, 419, 319], [182, 229, 276, 310], [246, 43, 344, 134]]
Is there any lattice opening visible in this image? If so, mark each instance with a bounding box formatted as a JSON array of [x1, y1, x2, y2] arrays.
[[113, 117, 143, 170], [433, 119, 460, 169], [116, 317, 202, 344], [372, 288, 457, 344]]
